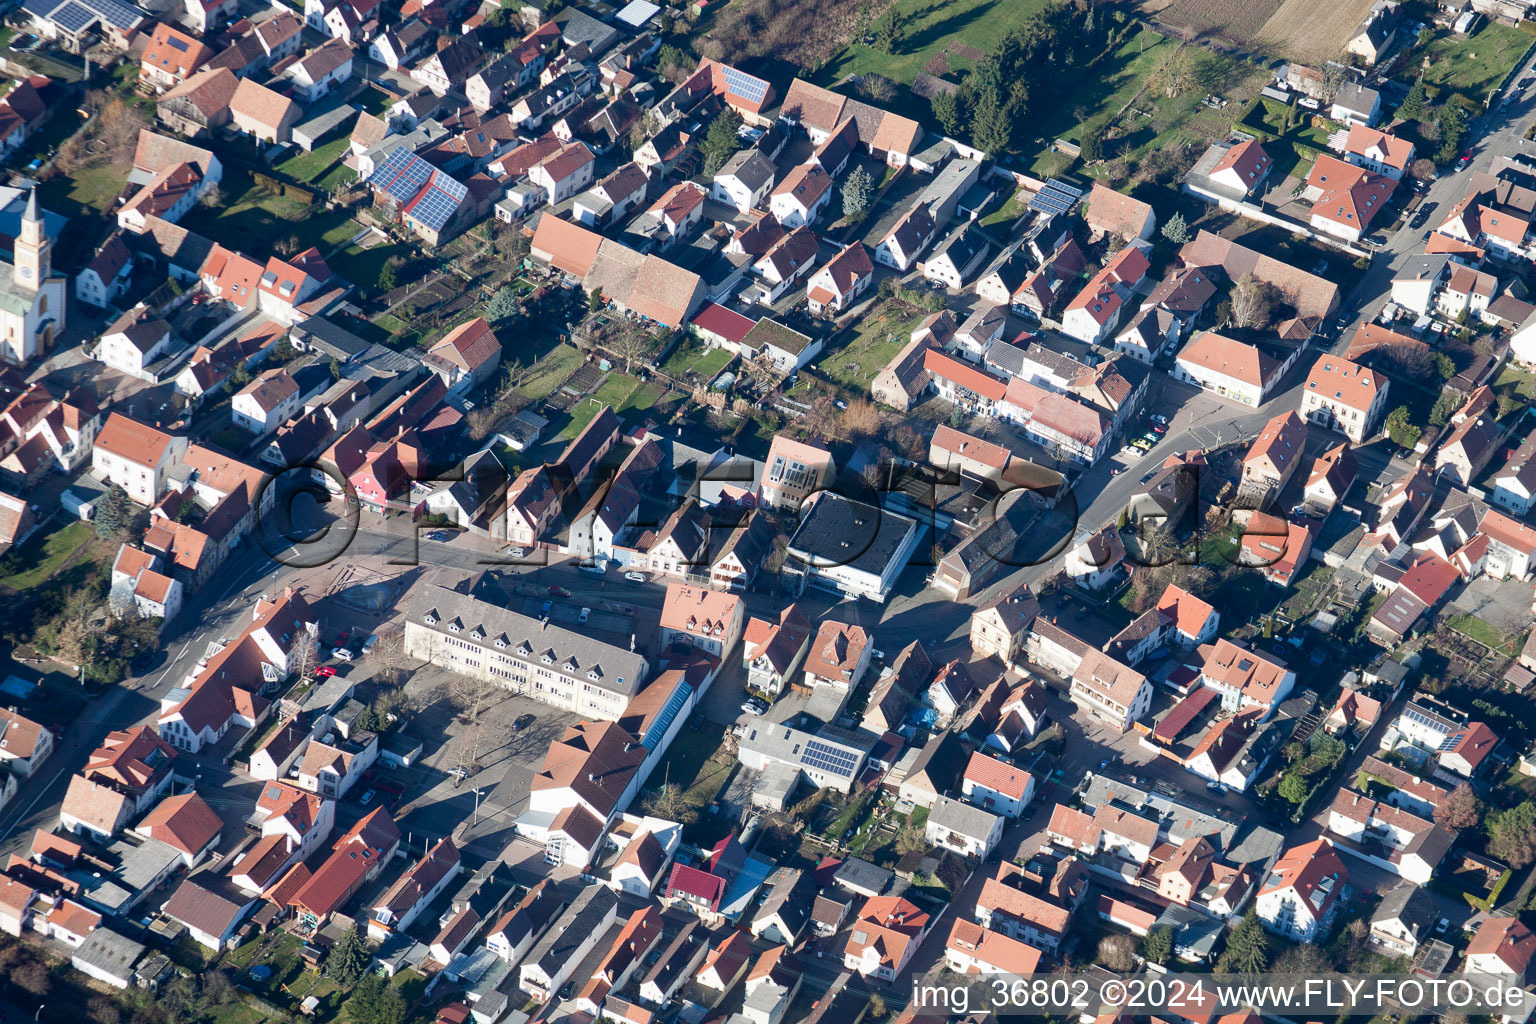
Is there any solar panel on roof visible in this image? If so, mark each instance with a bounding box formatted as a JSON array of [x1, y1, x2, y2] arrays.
[[51, 0, 97, 32], [802, 739, 858, 778], [81, 0, 143, 30], [721, 65, 769, 105], [1029, 177, 1085, 216]]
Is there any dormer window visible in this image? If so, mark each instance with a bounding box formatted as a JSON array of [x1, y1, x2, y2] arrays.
[[541, 653, 553, 664], [495, 638, 507, 649], [470, 629, 484, 641], [424, 612, 438, 625], [448, 622, 461, 633]]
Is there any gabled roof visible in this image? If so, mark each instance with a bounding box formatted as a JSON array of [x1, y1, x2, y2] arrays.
[[136, 791, 222, 857]]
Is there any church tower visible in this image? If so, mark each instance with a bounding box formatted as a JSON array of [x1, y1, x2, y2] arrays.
[[13, 188, 48, 292]]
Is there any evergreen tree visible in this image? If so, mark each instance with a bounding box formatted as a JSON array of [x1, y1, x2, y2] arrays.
[[326, 925, 372, 983], [1215, 910, 1270, 974], [1079, 125, 1104, 163], [1161, 211, 1191, 244], [930, 88, 962, 136], [841, 165, 876, 221], [701, 109, 744, 176], [93, 485, 135, 540], [378, 259, 398, 293], [873, 4, 903, 54], [1142, 925, 1173, 965], [970, 84, 1012, 156], [1277, 772, 1308, 805], [1399, 76, 1427, 121]]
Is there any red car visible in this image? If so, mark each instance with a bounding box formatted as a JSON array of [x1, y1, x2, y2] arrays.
[[548, 585, 571, 597], [314, 666, 337, 678]]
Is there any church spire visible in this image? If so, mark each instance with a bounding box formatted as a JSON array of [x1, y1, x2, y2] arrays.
[[14, 187, 48, 289]]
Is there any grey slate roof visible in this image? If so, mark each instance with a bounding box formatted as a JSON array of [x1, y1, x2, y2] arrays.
[[410, 582, 648, 698], [929, 794, 1001, 841]]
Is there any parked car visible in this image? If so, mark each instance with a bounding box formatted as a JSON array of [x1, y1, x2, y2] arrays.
[[513, 714, 536, 730], [358, 789, 377, 806], [579, 607, 592, 623], [625, 571, 646, 582], [741, 702, 765, 717], [1206, 781, 1227, 794], [1132, 437, 1154, 451], [427, 530, 455, 542], [332, 647, 354, 661], [548, 585, 570, 597], [1149, 414, 1168, 425], [361, 634, 379, 654], [314, 666, 338, 678]]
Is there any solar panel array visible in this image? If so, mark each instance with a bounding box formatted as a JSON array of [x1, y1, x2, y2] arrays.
[[409, 173, 468, 232], [803, 739, 859, 778], [721, 65, 769, 106], [370, 147, 432, 203], [1403, 704, 1452, 734], [50, 0, 95, 31], [1029, 177, 1084, 216]]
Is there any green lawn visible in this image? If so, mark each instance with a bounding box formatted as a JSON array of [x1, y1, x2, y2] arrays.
[[1239, 96, 1338, 178], [277, 136, 350, 184], [516, 343, 582, 399], [560, 373, 664, 437], [660, 336, 733, 381], [816, 0, 1055, 86], [980, 190, 1027, 229], [327, 239, 409, 289], [1447, 613, 1514, 653], [316, 162, 358, 193], [0, 519, 94, 591], [38, 160, 124, 215], [1422, 22, 1535, 103], [816, 300, 925, 391], [180, 166, 359, 257]]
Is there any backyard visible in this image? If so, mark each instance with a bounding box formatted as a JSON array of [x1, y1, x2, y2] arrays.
[[558, 372, 669, 438], [814, 298, 925, 392], [0, 518, 98, 592], [180, 166, 363, 257], [1024, 33, 1263, 177], [815, 0, 1055, 88], [1237, 94, 1337, 178], [276, 136, 351, 185], [1421, 21, 1535, 103], [659, 334, 734, 383]]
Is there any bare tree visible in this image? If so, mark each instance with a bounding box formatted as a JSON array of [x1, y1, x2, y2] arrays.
[[1149, 47, 1196, 98], [609, 321, 651, 373], [1230, 274, 1279, 329], [288, 632, 319, 681], [1098, 934, 1138, 973]]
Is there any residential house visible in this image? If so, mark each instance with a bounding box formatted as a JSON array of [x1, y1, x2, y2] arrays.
[[1255, 838, 1348, 942]]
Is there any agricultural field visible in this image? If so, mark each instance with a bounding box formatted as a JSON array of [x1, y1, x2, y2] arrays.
[[1256, 0, 1376, 64], [1141, 0, 1281, 49], [1422, 22, 1536, 103]]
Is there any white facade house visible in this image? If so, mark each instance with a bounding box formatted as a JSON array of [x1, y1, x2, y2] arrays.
[[231, 367, 302, 435], [96, 313, 172, 381], [1255, 839, 1347, 943]]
